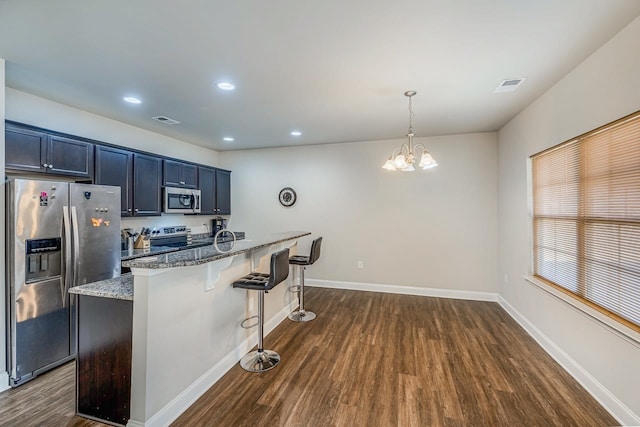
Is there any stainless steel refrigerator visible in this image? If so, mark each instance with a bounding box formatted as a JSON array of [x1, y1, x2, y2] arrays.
[[6, 178, 121, 386]]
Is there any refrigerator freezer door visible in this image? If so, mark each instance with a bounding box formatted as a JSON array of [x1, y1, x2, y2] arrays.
[[7, 179, 70, 384], [14, 277, 70, 380]]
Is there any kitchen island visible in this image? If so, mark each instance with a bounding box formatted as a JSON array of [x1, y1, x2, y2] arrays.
[[72, 231, 310, 427]]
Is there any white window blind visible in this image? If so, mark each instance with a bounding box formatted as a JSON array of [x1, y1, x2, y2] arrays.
[[531, 111, 640, 331]]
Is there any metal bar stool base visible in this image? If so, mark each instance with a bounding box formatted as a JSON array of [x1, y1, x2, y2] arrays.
[[288, 309, 316, 322], [239, 349, 280, 372]]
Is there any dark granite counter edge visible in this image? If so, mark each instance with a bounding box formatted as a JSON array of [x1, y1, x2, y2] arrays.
[[121, 246, 180, 261], [122, 231, 311, 269]]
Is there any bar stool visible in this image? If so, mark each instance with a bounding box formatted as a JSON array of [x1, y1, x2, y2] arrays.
[[232, 248, 290, 372], [288, 237, 322, 322]]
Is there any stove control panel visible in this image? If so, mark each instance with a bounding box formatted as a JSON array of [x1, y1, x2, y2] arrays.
[[148, 225, 188, 238]]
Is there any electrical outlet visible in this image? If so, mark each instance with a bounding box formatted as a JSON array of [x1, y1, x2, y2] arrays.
[[357, 261, 364, 269]]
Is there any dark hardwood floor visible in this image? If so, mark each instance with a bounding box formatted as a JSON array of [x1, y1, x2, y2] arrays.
[[0, 287, 618, 426], [0, 360, 108, 427]]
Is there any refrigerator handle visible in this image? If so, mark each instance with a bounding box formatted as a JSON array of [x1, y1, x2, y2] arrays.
[[62, 206, 73, 306], [71, 206, 80, 288]]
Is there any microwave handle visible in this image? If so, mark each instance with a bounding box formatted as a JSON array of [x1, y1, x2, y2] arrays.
[[191, 192, 197, 211]]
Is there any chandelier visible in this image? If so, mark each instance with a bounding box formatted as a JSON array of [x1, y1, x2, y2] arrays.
[[382, 90, 438, 171]]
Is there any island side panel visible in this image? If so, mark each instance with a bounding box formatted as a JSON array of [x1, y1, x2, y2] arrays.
[[129, 242, 299, 423], [77, 294, 133, 425]]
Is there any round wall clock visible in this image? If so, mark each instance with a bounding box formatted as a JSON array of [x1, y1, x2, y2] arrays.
[[279, 187, 297, 207]]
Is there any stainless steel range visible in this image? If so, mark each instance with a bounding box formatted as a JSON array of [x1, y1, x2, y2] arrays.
[[148, 225, 209, 249], [148, 224, 243, 249]]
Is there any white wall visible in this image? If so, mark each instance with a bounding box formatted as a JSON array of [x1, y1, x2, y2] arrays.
[[0, 59, 8, 392], [220, 133, 498, 293], [497, 16, 640, 423]]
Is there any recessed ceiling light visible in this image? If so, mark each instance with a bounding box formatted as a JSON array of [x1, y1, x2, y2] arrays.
[[223, 137, 234, 142], [290, 131, 302, 136], [217, 82, 235, 91], [123, 96, 142, 104]]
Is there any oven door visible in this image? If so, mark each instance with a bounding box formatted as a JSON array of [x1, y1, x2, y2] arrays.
[[163, 188, 201, 214]]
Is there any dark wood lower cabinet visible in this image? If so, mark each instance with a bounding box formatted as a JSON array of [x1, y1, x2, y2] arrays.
[[76, 295, 133, 426]]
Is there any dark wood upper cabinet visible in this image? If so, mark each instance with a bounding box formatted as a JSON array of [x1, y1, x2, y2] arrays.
[[133, 153, 162, 216], [95, 146, 134, 216], [5, 121, 230, 218], [198, 167, 231, 215], [47, 135, 94, 178], [163, 159, 198, 189], [198, 166, 216, 215], [5, 123, 93, 178], [5, 124, 47, 173], [216, 169, 231, 215]]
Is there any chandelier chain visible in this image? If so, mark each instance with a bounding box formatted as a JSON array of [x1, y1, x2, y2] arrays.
[[408, 94, 414, 134]]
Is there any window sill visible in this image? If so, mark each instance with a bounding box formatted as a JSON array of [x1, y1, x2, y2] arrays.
[[523, 275, 640, 349]]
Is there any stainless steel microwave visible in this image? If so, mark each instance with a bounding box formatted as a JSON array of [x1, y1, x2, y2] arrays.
[[163, 187, 201, 214]]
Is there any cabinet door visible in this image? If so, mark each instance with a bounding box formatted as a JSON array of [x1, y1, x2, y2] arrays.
[[198, 167, 216, 214], [47, 135, 94, 178], [95, 146, 134, 216], [182, 164, 198, 189], [133, 154, 162, 216], [5, 124, 47, 173], [215, 170, 231, 215], [163, 159, 182, 187], [163, 160, 198, 189]]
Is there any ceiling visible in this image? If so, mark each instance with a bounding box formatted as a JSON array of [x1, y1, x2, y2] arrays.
[[1, 1, 640, 151]]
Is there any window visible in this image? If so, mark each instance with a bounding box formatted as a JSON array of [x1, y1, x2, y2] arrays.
[[531, 111, 640, 331]]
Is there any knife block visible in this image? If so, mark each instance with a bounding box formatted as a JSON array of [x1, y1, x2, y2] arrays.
[[134, 235, 150, 249]]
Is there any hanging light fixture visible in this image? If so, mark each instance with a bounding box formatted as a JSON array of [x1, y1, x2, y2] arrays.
[[382, 90, 438, 172]]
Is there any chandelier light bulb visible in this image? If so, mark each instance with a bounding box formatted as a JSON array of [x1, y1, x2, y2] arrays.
[[394, 154, 408, 169], [382, 159, 396, 170]]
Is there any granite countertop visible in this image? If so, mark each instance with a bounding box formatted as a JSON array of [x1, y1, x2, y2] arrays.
[[121, 232, 245, 261], [121, 245, 180, 261], [122, 231, 310, 269], [69, 274, 133, 301]]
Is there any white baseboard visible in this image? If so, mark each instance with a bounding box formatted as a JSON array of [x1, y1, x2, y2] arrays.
[[305, 278, 498, 302], [497, 296, 639, 426], [127, 301, 296, 427], [0, 371, 10, 393]]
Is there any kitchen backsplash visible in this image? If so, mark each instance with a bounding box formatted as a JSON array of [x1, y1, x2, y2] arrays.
[[121, 214, 230, 236]]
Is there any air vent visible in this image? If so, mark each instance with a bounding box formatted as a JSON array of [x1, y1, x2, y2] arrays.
[[494, 78, 526, 93], [152, 115, 180, 125]]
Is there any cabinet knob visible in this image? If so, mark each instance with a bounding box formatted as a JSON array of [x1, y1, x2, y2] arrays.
[[127, 209, 132, 212], [180, 181, 185, 185], [48, 164, 54, 169], [42, 163, 48, 168], [135, 209, 139, 213]]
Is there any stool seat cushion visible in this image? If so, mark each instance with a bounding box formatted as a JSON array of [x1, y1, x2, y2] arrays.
[[289, 255, 311, 265], [233, 273, 271, 290], [289, 237, 322, 266]]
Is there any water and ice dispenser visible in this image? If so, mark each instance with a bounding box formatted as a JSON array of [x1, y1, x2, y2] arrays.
[[25, 238, 62, 283]]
